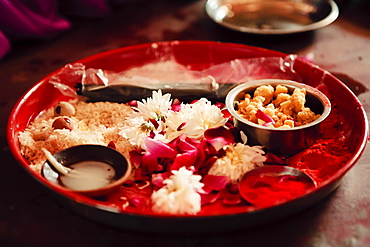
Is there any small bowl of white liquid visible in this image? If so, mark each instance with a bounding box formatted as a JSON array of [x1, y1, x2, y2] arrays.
[[41, 145, 131, 197]]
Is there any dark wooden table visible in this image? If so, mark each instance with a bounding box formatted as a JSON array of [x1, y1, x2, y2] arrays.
[[0, 0, 369, 246]]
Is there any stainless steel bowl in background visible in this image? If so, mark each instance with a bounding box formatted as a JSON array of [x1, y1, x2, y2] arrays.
[[226, 79, 331, 156], [206, 0, 339, 34]]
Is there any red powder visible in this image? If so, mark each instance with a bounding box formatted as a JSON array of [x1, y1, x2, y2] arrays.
[[239, 175, 313, 208], [286, 105, 352, 185]]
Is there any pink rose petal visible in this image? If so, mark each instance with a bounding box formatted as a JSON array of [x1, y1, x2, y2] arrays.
[[141, 152, 160, 174], [143, 137, 177, 158], [204, 127, 234, 151], [171, 150, 198, 171], [256, 109, 275, 124], [201, 191, 221, 205], [129, 150, 143, 169], [202, 175, 230, 193]]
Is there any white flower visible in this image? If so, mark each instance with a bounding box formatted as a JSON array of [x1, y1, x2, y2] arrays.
[[120, 90, 171, 146], [119, 115, 149, 147], [120, 92, 228, 145], [162, 110, 187, 141], [135, 90, 172, 120], [151, 167, 204, 215], [208, 143, 266, 183], [165, 98, 227, 140]]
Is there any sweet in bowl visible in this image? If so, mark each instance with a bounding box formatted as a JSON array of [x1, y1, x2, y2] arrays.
[[226, 79, 331, 156]]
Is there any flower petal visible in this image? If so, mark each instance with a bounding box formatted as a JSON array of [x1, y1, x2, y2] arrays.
[[204, 127, 234, 151], [152, 172, 170, 188], [202, 174, 230, 193], [201, 191, 221, 205], [171, 150, 198, 171], [143, 137, 177, 158], [129, 150, 142, 169], [141, 151, 160, 174], [256, 109, 275, 124]]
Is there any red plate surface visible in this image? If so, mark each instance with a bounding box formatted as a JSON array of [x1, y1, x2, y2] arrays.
[[7, 41, 369, 233]]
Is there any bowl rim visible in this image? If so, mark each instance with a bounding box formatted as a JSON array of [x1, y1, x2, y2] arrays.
[[226, 79, 332, 131], [205, 0, 340, 35], [41, 144, 132, 196], [238, 165, 318, 204]]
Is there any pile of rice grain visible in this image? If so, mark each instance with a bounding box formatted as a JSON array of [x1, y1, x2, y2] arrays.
[[18, 99, 134, 173]]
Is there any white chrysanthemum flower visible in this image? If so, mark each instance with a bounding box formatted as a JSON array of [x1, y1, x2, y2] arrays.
[[151, 167, 204, 215], [119, 125, 148, 147], [162, 110, 187, 141], [119, 115, 156, 147], [208, 143, 266, 184], [136, 90, 172, 120], [120, 91, 171, 146], [183, 98, 227, 138], [165, 98, 227, 140]]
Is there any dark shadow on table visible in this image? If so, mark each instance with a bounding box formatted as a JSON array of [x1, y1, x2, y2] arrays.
[[339, 0, 370, 30], [210, 25, 315, 54]]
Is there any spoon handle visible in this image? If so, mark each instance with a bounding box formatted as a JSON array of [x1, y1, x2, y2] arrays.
[[42, 148, 71, 176]]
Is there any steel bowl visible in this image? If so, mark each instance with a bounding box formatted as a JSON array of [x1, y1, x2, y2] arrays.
[[206, 0, 339, 34], [226, 79, 331, 156], [41, 145, 132, 197]]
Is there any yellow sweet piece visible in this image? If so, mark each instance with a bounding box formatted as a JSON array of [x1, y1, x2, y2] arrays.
[[236, 84, 320, 128]]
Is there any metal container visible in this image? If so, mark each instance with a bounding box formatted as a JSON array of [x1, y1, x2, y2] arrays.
[[226, 79, 331, 156], [206, 0, 339, 34], [42, 145, 132, 197]]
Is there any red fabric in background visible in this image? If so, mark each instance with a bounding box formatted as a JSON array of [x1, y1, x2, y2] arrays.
[[0, 0, 138, 59]]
